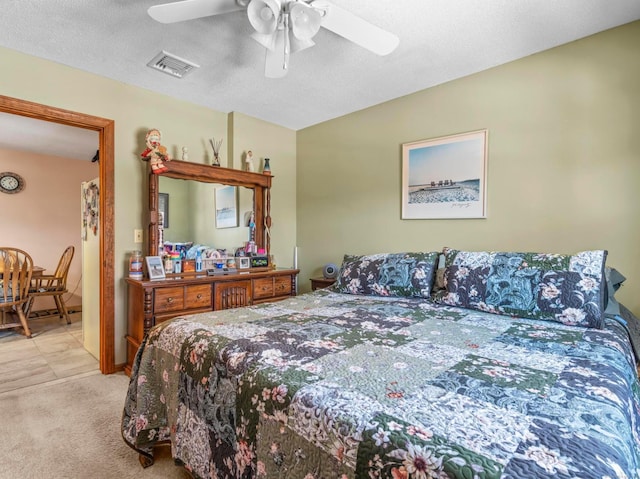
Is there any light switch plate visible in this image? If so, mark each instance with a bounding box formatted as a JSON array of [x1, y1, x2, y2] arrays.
[[134, 229, 143, 243]]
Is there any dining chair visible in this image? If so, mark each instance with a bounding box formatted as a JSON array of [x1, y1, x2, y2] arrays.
[[26, 246, 75, 324], [0, 247, 34, 338]]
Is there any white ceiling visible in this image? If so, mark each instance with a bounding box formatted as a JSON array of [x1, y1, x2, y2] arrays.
[[0, 113, 99, 162], [0, 0, 639, 160]]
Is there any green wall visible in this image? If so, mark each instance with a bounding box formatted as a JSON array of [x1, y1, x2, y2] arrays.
[[297, 21, 640, 316], [0, 46, 297, 364], [229, 112, 298, 270]]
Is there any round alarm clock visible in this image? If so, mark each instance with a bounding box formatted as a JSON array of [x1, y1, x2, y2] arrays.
[[323, 263, 338, 279]]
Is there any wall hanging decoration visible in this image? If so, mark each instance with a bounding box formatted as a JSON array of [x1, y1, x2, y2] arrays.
[[82, 180, 100, 239], [215, 185, 238, 228], [158, 193, 169, 228], [0, 171, 25, 194], [401, 129, 488, 219]]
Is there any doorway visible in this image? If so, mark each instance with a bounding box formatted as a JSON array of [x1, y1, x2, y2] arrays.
[[0, 95, 116, 374]]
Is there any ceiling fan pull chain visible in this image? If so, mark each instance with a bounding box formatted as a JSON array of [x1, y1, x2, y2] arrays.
[[283, 13, 290, 70]]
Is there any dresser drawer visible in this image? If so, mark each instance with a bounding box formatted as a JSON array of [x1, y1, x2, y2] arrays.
[[252, 278, 274, 299], [273, 276, 292, 297], [185, 284, 212, 309], [253, 276, 293, 300], [154, 287, 184, 313]]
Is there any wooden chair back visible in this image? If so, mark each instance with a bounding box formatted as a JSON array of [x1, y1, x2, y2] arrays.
[[0, 247, 33, 304], [52, 245, 74, 289], [26, 246, 75, 324], [0, 247, 34, 337]]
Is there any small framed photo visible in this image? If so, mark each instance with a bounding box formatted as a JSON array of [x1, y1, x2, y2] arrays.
[[145, 256, 166, 280], [238, 257, 251, 269]]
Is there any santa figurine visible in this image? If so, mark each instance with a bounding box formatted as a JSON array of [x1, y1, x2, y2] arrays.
[[141, 128, 171, 174]]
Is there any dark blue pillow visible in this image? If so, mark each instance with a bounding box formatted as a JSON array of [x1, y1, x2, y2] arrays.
[[438, 248, 607, 329], [334, 252, 439, 298]]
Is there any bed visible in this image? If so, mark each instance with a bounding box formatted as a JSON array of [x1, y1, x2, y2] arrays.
[[122, 249, 640, 479]]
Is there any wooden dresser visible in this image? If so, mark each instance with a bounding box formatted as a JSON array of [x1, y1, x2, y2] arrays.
[[124, 268, 298, 375]]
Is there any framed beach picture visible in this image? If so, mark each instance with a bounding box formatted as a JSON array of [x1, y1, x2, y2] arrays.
[[401, 129, 488, 219], [145, 256, 166, 280], [215, 185, 239, 228]]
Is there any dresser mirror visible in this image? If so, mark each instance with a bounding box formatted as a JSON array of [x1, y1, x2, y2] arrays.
[[159, 176, 255, 251], [148, 160, 272, 257]]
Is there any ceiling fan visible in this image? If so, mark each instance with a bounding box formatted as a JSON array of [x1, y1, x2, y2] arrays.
[[148, 0, 399, 78]]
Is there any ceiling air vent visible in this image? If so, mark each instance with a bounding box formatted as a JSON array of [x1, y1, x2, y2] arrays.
[[147, 50, 199, 78]]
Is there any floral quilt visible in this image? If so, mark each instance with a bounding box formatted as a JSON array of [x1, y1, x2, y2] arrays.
[[122, 289, 640, 479]]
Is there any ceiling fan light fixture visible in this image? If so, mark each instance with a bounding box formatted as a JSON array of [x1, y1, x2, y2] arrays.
[[289, 35, 315, 53], [289, 2, 321, 40], [247, 0, 281, 34], [250, 31, 277, 51]]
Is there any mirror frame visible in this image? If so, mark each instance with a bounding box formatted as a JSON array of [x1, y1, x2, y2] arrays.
[[148, 160, 272, 257]]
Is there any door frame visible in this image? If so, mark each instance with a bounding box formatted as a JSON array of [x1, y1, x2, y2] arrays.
[[0, 95, 116, 374]]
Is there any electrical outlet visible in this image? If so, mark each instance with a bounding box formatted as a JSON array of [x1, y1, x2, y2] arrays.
[[134, 229, 143, 243]]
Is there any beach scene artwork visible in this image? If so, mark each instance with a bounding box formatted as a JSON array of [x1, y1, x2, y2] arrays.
[[215, 185, 238, 228], [402, 130, 487, 219]]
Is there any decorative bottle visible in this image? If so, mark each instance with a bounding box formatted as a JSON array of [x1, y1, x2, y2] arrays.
[[195, 250, 203, 272], [171, 252, 182, 274], [262, 158, 271, 175]]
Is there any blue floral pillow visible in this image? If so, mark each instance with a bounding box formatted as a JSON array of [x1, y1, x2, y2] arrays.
[[334, 252, 439, 298], [438, 248, 608, 328]]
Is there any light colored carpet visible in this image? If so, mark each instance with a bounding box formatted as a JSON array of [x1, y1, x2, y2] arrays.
[[0, 371, 191, 479]]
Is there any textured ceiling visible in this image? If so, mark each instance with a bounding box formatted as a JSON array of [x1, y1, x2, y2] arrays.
[[0, 0, 639, 161]]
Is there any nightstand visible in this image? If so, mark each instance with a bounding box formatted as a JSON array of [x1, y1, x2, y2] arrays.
[[310, 277, 336, 291]]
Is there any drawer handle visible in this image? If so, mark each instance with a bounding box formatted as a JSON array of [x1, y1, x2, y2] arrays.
[[261, 286, 269, 291], [166, 297, 173, 303], [197, 294, 202, 299]]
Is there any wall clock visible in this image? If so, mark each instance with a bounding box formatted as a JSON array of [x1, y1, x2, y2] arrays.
[[0, 172, 25, 194]]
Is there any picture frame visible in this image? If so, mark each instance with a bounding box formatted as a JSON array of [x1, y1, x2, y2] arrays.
[[238, 257, 251, 269], [401, 129, 488, 219], [158, 193, 169, 228], [215, 186, 239, 228], [145, 255, 166, 280]]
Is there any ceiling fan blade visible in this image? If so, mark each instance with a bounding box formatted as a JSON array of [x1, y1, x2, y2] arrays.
[[312, 1, 399, 56], [264, 29, 288, 78], [148, 0, 244, 24]]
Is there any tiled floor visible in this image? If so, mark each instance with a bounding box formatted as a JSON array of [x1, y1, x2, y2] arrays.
[[0, 311, 99, 394]]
